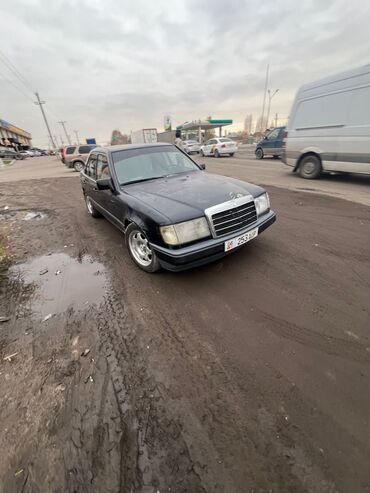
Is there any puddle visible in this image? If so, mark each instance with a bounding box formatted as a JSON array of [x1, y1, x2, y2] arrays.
[[10, 253, 107, 319], [23, 211, 47, 221]]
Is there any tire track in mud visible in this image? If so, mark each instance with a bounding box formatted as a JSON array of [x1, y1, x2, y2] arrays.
[[60, 290, 207, 493]]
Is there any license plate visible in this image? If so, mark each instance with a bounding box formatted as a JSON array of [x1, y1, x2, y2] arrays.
[[224, 227, 258, 252]]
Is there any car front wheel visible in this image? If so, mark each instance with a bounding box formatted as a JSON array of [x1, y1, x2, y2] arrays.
[[125, 223, 160, 273], [200, 149, 205, 157], [255, 148, 264, 159], [214, 149, 220, 158]]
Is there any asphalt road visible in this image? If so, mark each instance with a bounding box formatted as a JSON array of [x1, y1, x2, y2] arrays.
[[0, 155, 369, 492]]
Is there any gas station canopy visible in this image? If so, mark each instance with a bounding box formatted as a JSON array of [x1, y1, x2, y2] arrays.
[[176, 119, 233, 132]]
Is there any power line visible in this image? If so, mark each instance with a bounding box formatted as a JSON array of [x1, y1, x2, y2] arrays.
[[0, 71, 34, 103], [0, 49, 34, 93]]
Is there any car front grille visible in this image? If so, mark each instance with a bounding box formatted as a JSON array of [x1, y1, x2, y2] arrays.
[[210, 200, 257, 237]]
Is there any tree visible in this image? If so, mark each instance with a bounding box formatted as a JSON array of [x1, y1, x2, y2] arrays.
[[244, 114, 253, 135], [111, 130, 129, 145]]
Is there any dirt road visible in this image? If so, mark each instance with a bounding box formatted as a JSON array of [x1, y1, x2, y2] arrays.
[[0, 157, 369, 492]]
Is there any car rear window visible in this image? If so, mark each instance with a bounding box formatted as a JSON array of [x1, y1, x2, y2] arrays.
[[219, 138, 233, 143], [65, 146, 76, 154], [79, 145, 95, 154]]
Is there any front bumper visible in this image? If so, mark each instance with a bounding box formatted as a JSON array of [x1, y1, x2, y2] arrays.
[[151, 211, 276, 272]]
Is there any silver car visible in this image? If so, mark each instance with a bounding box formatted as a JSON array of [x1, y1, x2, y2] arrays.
[[183, 140, 200, 154]]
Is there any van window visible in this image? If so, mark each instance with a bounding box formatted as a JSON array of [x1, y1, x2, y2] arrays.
[[292, 91, 352, 129], [66, 146, 76, 154]]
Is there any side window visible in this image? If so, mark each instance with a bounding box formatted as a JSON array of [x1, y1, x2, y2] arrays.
[[86, 154, 97, 179], [66, 146, 76, 155], [79, 145, 94, 154], [96, 154, 110, 180], [267, 128, 280, 140]]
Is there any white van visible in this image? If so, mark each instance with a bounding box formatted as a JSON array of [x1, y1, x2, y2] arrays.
[[283, 65, 370, 178]]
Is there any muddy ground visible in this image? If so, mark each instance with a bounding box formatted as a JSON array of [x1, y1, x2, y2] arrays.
[[0, 170, 369, 492]]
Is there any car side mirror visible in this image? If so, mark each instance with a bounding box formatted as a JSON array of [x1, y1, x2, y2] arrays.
[[96, 178, 114, 191], [199, 163, 206, 170]]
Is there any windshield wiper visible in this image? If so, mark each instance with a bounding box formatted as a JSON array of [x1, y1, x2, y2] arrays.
[[120, 176, 165, 186]]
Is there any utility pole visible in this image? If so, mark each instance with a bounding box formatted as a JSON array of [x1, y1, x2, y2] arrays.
[[73, 130, 80, 145], [34, 92, 57, 150], [260, 64, 269, 132], [266, 89, 279, 130], [275, 113, 278, 127], [58, 121, 71, 145]]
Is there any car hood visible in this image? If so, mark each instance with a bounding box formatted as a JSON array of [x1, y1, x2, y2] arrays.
[[123, 171, 264, 223]]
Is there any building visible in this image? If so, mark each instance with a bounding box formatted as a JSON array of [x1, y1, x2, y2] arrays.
[[0, 118, 32, 149]]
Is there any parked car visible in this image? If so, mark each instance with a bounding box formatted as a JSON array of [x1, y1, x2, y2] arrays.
[[283, 65, 370, 179], [60, 145, 76, 164], [0, 147, 23, 160], [255, 126, 286, 159], [200, 138, 237, 157], [80, 143, 276, 272], [183, 140, 201, 154], [64, 144, 97, 171]]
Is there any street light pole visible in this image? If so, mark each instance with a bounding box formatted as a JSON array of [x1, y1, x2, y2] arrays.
[[34, 92, 57, 150], [260, 64, 269, 132], [266, 89, 279, 130], [73, 130, 80, 145], [58, 121, 71, 145]]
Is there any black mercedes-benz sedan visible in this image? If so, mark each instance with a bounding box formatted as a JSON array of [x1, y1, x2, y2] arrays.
[[80, 143, 276, 272]]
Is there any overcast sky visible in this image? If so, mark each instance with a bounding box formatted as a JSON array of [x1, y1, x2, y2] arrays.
[[1, 0, 370, 147]]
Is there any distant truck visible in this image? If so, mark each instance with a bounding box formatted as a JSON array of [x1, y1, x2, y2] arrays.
[[131, 128, 158, 144], [283, 65, 370, 179], [157, 130, 176, 144]]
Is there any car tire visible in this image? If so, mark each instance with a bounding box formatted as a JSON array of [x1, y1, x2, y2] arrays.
[[125, 223, 160, 273], [85, 194, 101, 218], [200, 149, 205, 157], [298, 154, 322, 179], [229, 153, 234, 157], [73, 161, 84, 172], [255, 148, 264, 159], [214, 149, 220, 158]]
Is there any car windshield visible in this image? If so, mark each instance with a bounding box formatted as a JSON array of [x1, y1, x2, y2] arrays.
[[219, 138, 233, 142], [112, 145, 200, 185]]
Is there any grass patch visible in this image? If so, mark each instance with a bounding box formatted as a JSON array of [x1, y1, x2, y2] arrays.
[[0, 232, 9, 268]]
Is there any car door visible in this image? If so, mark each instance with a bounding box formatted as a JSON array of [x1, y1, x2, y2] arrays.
[[93, 153, 120, 228], [81, 152, 98, 203], [202, 140, 210, 155], [263, 128, 280, 155]]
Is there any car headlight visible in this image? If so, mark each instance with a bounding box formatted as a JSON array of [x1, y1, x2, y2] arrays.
[[254, 193, 270, 216], [160, 217, 210, 246]]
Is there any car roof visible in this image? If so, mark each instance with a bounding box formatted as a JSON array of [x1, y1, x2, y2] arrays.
[[91, 143, 174, 154]]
